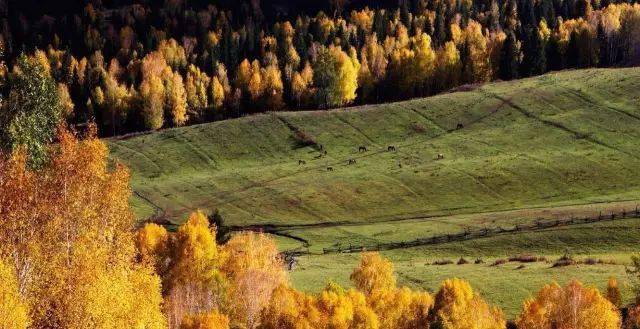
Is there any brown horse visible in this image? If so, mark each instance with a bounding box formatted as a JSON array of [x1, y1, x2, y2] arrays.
[[388, 145, 396, 152], [358, 146, 368, 152], [348, 159, 356, 165]]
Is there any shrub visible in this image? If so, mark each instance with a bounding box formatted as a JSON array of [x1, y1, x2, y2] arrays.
[[432, 259, 454, 265], [552, 254, 576, 268], [508, 254, 540, 263], [292, 129, 317, 148], [582, 258, 599, 265], [410, 122, 426, 134], [491, 259, 507, 266]]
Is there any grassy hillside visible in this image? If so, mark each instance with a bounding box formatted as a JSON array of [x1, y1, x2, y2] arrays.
[[109, 67, 640, 317]]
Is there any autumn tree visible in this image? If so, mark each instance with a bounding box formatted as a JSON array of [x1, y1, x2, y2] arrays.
[[186, 64, 211, 121], [181, 309, 230, 329], [460, 21, 492, 83], [606, 277, 622, 308], [350, 252, 396, 296], [166, 210, 224, 328], [159, 38, 188, 71], [316, 282, 379, 329], [221, 232, 287, 329], [140, 74, 166, 130], [516, 280, 620, 329], [0, 126, 166, 328], [432, 278, 506, 329], [1, 53, 62, 166], [210, 77, 225, 112], [57, 83, 74, 118], [313, 45, 360, 108], [258, 285, 321, 329], [290, 62, 314, 107], [139, 52, 171, 129], [435, 41, 462, 92], [166, 71, 188, 126], [136, 223, 170, 272], [351, 252, 432, 329], [0, 260, 29, 329], [99, 71, 131, 135], [261, 65, 285, 111]]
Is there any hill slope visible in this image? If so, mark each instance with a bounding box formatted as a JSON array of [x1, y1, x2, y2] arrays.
[[110, 67, 640, 227]]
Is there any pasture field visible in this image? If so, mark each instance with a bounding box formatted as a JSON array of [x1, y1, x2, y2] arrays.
[[109, 67, 640, 317]]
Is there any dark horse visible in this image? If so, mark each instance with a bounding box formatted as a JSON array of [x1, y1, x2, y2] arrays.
[[298, 160, 306, 165], [348, 159, 356, 165], [456, 123, 464, 130], [327, 167, 334, 171], [388, 145, 396, 152], [358, 146, 368, 152]]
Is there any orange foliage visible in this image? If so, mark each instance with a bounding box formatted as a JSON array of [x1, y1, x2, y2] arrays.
[[517, 280, 620, 329], [0, 126, 165, 328]]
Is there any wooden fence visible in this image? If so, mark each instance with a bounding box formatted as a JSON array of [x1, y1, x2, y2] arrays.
[[318, 206, 640, 255]]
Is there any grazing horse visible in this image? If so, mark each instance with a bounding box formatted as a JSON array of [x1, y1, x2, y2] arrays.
[[456, 123, 464, 130], [324, 150, 328, 155], [398, 162, 402, 168], [298, 160, 306, 165], [358, 146, 368, 152], [348, 159, 356, 165], [388, 145, 396, 152], [437, 153, 445, 160], [327, 167, 334, 171]]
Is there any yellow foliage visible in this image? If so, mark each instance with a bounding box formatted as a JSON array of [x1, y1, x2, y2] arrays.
[[317, 283, 379, 329], [0, 127, 165, 328], [159, 38, 187, 70], [221, 232, 287, 328], [258, 285, 321, 329], [516, 280, 621, 329], [166, 211, 222, 328], [434, 278, 506, 329], [167, 71, 188, 126], [367, 287, 432, 329], [186, 64, 211, 119], [462, 20, 491, 82], [350, 252, 396, 296], [314, 45, 359, 107], [0, 260, 29, 329], [181, 309, 230, 329], [140, 74, 166, 130], [57, 83, 74, 117], [261, 65, 284, 110], [170, 211, 220, 287], [136, 223, 169, 270], [210, 77, 225, 111]]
